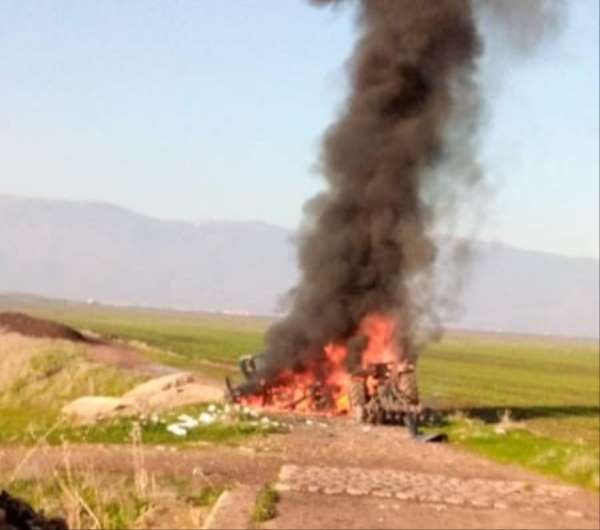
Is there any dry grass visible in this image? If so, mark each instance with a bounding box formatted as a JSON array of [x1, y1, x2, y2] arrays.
[[3, 424, 221, 529], [0, 333, 147, 444], [0, 333, 61, 391], [493, 409, 522, 434]]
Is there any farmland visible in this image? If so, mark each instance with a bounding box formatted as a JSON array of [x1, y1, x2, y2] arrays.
[[1, 294, 598, 491]]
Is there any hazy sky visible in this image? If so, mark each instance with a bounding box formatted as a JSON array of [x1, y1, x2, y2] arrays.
[[1, 1, 598, 258]]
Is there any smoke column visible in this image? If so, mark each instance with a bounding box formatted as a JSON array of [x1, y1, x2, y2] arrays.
[[260, 0, 563, 379]]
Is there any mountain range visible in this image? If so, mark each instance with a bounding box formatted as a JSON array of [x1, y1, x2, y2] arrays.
[[1, 194, 597, 338]]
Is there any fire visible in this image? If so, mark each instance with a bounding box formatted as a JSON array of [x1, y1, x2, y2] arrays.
[[358, 313, 398, 367], [240, 313, 402, 415]]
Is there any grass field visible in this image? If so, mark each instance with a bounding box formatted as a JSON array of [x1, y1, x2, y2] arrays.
[[0, 333, 282, 448], [1, 294, 598, 489]]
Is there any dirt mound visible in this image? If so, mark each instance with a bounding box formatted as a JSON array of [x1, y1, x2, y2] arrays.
[[62, 372, 224, 424], [0, 313, 87, 342], [0, 490, 68, 530]]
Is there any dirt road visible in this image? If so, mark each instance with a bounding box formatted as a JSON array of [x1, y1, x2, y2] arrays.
[[2, 418, 598, 529], [83, 340, 178, 377]]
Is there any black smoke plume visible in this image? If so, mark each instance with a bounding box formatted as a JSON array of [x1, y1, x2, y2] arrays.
[[259, 0, 563, 380]]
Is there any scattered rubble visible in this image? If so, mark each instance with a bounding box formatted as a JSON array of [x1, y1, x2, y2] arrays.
[[162, 404, 289, 439]]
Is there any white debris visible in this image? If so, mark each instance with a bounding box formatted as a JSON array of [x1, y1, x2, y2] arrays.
[[198, 412, 216, 425], [566, 510, 583, 519], [207, 404, 217, 413], [178, 414, 199, 429], [166, 424, 188, 437], [306, 420, 314, 426], [150, 413, 160, 424], [261, 417, 271, 425], [362, 426, 371, 433]]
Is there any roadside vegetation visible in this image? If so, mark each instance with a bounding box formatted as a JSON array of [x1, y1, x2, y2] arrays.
[[421, 333, 599, 490], [439, 419, 599, 490], [5, 433, 224, 529], [0, 334, 146, 444], [0, 335, 284, 446], [0, 331, 259, 528], [1, 295, 598, 490]]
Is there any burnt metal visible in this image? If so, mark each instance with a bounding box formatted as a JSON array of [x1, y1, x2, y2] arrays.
[[415, 432, 449, 443], [225, 353, 446, 442], [225, 353, 269, 402], [348, 362, 420, 426]]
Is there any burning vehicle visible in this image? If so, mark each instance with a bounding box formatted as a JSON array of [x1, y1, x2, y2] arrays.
[[225, 0, 556, 444], [224, 314, 435, 438], [220, 1, 476, 441], [224, 352, 449, 442], [226, 355, 420, 430], [225, 353, 267, 402], [347, 361, 420, 426]]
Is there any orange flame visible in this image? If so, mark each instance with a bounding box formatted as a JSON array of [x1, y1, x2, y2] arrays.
[[240, 313, 403, 415]]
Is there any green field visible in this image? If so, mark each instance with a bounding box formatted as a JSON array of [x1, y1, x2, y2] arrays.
[[1, 294, 598, 489]]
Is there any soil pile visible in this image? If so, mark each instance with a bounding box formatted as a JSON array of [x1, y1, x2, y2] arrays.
[[62, 372, 224, 424], [0, 490, 68, 530], [0, 313, 87, 343]]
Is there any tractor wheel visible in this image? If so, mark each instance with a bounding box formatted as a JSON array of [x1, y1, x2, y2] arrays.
[[365, 399, 385, 425], [373, 406, 385, 425], [404, 413, 419, 438], [398, 370, 419, 404], [349, 380, 367, 423], [365, 407, 378, 425]]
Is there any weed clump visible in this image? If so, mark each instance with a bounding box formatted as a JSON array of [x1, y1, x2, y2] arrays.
[[252, 485, 279, 523]]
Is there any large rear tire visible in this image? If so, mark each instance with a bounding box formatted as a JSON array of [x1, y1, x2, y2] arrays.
[[349, 380, 367, 423], [397, 370, 419, 405]]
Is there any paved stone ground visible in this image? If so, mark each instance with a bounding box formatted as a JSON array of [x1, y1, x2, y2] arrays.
[[202, 485, 259, 530], [275, 464, 584, 518], [2, 421, 597, 529]]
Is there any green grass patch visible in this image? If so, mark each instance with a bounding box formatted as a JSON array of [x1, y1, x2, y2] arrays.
[[435, 417, 600, 490], [0, 295, 268, 366], [0, 344, 145, 445], [1, 402, 286, 447], [53, 410, 283, 446], [252, 485, 280, 523], [420, 334, 599, 449]]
